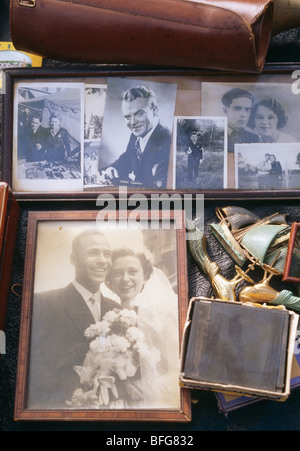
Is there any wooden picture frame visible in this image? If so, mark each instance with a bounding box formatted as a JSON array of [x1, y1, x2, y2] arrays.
[[283, 222, 300, 284], [14, 208, 191, 422], [2, 63, 300, 200]]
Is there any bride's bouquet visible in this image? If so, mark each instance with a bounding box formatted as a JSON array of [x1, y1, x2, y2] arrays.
[[67, 308, 160, 408]]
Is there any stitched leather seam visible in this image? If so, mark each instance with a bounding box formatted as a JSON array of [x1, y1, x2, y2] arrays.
[[50, 0, 247, 32], [187, 0, 272, 25], [10, 0, 259, 67]]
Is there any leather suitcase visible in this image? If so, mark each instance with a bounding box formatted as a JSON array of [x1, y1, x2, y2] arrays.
[[10, 0, 274, 73], [0, 183, 19, 344]]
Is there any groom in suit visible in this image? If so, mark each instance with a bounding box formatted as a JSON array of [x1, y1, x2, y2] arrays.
[[28, 229, 119, 408], [100, 85, 172, 189]]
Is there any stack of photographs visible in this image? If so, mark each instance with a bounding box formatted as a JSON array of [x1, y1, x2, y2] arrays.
[[7, 68, 300, 195]]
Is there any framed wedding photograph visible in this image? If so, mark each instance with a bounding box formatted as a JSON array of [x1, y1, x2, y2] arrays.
[[14, 208, 191, 422], [3, 64, 300, 199]]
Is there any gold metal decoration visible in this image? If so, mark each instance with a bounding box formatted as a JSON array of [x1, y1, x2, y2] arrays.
[[18, 0, 36, 7], [187, 218, 254, 302], [212, 206, 290, 269], [187, 210, 300, 313], [239, 264, 282, 304]]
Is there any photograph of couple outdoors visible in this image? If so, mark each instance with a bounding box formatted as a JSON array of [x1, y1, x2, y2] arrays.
[[27, 224, 180, 411]]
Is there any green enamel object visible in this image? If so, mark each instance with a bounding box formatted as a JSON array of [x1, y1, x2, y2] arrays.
[[210, 223, 247, 266], [241, 224, 289, 264]]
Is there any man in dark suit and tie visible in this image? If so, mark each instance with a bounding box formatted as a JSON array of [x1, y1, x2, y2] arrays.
[[100, 86, 172, 189], [27, 229, 119, 408]]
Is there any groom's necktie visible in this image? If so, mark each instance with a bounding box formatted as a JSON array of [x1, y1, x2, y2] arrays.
[[135, 137, 143, 161], [88, 295, 100, 322]]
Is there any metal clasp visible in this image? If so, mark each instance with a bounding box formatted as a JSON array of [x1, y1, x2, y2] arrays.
[[18, 0, 36, 7]]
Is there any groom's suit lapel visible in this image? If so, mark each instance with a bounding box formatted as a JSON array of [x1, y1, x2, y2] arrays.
[[63, 283, 95, 333]]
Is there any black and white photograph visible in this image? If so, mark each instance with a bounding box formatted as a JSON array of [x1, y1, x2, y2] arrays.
[[201, 82, 300, 155], [84, 140, 102, 187], [84, 84, 107, 141], [25, 216, 182, 413], [13, 82, 84, 192], [174, 116, 227, 189], [96, 77, 177, 190], [236, 143, 300, 190], [84, 84, 107, 188]]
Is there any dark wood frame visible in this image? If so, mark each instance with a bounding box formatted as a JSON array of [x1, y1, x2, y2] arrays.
[[3, 63, 300, 201], [14, 208, 191, 422], [283, 221, 300, 284]]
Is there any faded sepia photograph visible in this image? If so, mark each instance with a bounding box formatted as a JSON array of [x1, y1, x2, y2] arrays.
[[202, 82, 300, 155], [236, 143, 300, 190], [174, 116, 227, 189], [27, 220, 181, 411], [96, 77, 177, 189], [13, 82, 84, 192]]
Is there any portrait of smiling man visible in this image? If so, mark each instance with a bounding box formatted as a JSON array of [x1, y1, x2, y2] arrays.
[[27, 229, 119, 409], [98, 80, 177, 189]]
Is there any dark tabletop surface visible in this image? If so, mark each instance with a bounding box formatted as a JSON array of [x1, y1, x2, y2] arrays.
[[1, 0, 300, 432]]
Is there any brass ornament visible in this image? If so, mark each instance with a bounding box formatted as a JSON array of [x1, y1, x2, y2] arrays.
[[187, 209, 300, 313]]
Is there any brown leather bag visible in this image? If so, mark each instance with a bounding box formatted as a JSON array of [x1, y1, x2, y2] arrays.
[[10, 0, 274, 73]]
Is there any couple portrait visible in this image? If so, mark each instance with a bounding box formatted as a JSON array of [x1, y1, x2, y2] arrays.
[[14, 82, 84, 192], [27, 223, 180, 411], [202, 82, 300, 154], [19, 111, 76, 164], [236, 142, 300, 190]]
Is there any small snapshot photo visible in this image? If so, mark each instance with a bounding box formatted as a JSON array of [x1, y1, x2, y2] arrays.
[[83, 141, 102, 187], [83, 84, 107, 188], [201, 82, 300, 155], [174, 116, 227, 189], [96, 77, 177, 190], [26, 219, 181, 412], [84, 84, 107, 141], [13, 82, 85, 192], [236, 143, 300, 190]]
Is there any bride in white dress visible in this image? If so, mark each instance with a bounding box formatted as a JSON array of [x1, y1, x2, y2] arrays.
[[105, 247, 181, 409]]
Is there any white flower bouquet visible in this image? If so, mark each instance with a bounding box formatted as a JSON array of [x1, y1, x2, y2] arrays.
[[68, 308, 160, 408]]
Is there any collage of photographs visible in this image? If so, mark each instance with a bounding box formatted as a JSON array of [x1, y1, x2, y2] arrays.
[[12, 76, 300, 193]]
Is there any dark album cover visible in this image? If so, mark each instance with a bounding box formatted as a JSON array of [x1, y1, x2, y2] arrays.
[[183, 299, 290, 393]]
